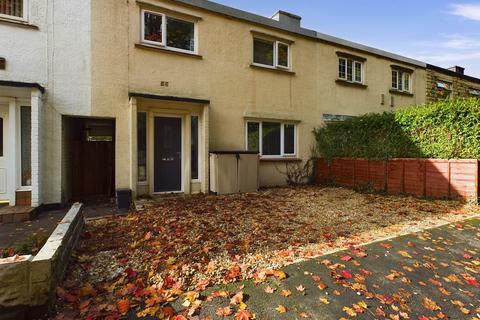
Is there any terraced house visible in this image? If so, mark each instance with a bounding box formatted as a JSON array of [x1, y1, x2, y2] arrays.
[[0, 0, 478, 210]]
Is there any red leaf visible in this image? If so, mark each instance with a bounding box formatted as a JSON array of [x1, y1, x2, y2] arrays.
[[340, 270, 353, 279], [235, 310, 253, 320], [341, 255, 353, 262]]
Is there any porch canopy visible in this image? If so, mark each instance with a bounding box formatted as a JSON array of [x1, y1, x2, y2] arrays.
[[128, 92, 210, 197]]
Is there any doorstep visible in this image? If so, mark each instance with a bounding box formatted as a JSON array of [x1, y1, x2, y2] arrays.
[[0, 206, 37, 224]]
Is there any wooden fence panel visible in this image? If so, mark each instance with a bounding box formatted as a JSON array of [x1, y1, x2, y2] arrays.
[[425, 160, 450, 198], [368, 160, 387, 191], [387, 160, 404, 195], [354, 159, 369, 185], [316, 158, 478, 201], [403, 159, 426, 197], [449, 160, 478, 199]]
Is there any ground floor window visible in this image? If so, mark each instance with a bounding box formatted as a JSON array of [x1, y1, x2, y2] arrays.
[[191, 116, 199, 180], [246, 121, 297, 157], [137, 112, 147, 182], [20, 106, 31, 186]]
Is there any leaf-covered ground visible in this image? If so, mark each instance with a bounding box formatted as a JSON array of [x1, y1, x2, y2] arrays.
[[52, 186, 479, 319]]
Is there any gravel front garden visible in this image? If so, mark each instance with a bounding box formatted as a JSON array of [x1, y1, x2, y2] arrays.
[[53, 186, 479, 319]]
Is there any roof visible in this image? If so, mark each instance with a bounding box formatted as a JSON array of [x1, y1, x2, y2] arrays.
[[173, 0, 427, 68], [0, 80, 45, 93], [426, 64, 480, 85]]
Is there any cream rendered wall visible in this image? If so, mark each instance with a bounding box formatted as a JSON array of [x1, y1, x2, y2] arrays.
[[90, 0, 427, 189]]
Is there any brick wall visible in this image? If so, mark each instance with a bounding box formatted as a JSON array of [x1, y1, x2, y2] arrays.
[[426, 68, 480, 103]]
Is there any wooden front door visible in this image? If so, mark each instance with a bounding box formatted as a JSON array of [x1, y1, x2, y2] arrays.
[[154, 117, 182, 192]]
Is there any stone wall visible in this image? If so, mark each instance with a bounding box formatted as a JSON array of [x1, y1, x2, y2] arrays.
[[426, 68, 480, 103], [0, 203, 84, 320]]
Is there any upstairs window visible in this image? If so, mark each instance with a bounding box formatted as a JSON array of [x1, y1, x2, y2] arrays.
[[338, 58, 363, 83], [141, 9, 196, 53], [253, 37, 291, 69], [469, 88, 480, 98], [392, 70, 411, 92], [434, 80, 452, 100], [0, 0, 26, 20], [246, 121, 296, 157]]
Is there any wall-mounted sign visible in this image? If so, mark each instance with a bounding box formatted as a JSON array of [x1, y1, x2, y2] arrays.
[[0, 58, 5, 70]]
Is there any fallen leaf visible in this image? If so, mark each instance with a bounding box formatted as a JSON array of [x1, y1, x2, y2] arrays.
[[235, 310, 253, 320], [117, 298, 130, 315], [422, 297, 440, 311], [281, 289, 292, 297], [276, 305, 287, 313], [216, 306, 233, 317]]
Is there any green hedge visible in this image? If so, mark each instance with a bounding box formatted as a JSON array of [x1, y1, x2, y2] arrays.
[[313, 98, 480, 160]]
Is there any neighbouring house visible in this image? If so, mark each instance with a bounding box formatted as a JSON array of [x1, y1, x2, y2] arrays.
[[426, 65, 480, 102], [0, 0, 90, 209], [0, 0, 479, 208]]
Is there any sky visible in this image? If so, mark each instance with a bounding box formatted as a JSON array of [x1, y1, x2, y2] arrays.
[[214, 0, 480, 78]]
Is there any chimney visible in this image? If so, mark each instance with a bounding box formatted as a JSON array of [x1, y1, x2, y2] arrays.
[[448, 66, 465, 75], [271, 10, 302, 29]]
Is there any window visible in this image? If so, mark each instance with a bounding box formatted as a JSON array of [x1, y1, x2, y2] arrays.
[[435, 80, 452, 100], [338, 58, 363, 83], [141, 9, 196, 53], [246, 121, 296, 157], [137, 112, 147, 182], [191, 116, 199, 180], [0, 0, 26, 20], [391, 70, 411, 92], [253, 37, 290, 69], [469, 88, 480, 98], [20, 106, 31, 186]]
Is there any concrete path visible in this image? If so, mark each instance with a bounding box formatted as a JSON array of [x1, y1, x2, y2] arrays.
[[181, 219, 480, 319]]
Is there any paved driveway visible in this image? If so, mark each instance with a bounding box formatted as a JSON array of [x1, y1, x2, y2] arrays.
[[188, 218, 480, 319]]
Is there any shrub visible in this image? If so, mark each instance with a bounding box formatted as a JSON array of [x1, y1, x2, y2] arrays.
[[313, 98, 480, 160]]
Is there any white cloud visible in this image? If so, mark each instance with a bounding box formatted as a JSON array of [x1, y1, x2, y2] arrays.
[[442, 34, 480, 49], [450, 3, 480, 21]]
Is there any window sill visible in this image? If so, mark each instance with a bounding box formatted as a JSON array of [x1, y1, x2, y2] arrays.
[[389, 89, 414, 97], [335, 79, 367, 89], [260, 157, 302, 162], [250, 63, 295, 75], [0, 17, 38, 29], [135, 43, 202, 59]]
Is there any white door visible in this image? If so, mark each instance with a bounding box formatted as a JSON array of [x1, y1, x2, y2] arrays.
[[0, 107, 9, 202]]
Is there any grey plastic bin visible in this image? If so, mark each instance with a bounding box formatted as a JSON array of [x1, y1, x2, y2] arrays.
[[209, 151, 259, 195]]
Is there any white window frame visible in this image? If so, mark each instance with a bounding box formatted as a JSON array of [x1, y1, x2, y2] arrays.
[[0, 0, 28, 22], [338, 57, 364, 84], [252, 37, 291, 70], [392, 70, 412, 93], [245, 121, 297, 159], [141, 9, 198, 54], [469, 88, 480, 98]]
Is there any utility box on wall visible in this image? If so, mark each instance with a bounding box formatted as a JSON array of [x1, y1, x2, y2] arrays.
[[209, 151, 259, 195]]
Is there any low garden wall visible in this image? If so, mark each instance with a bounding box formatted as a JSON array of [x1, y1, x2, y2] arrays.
[[0, 203, 84, 320], [316, 158, 478, 201]]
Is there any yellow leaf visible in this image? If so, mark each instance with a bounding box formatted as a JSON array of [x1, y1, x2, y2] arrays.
[[319, 297, 330, 305], [398, 250, 413, 258], [274, 270, 287, 280], [276, 305, 287, 313]]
